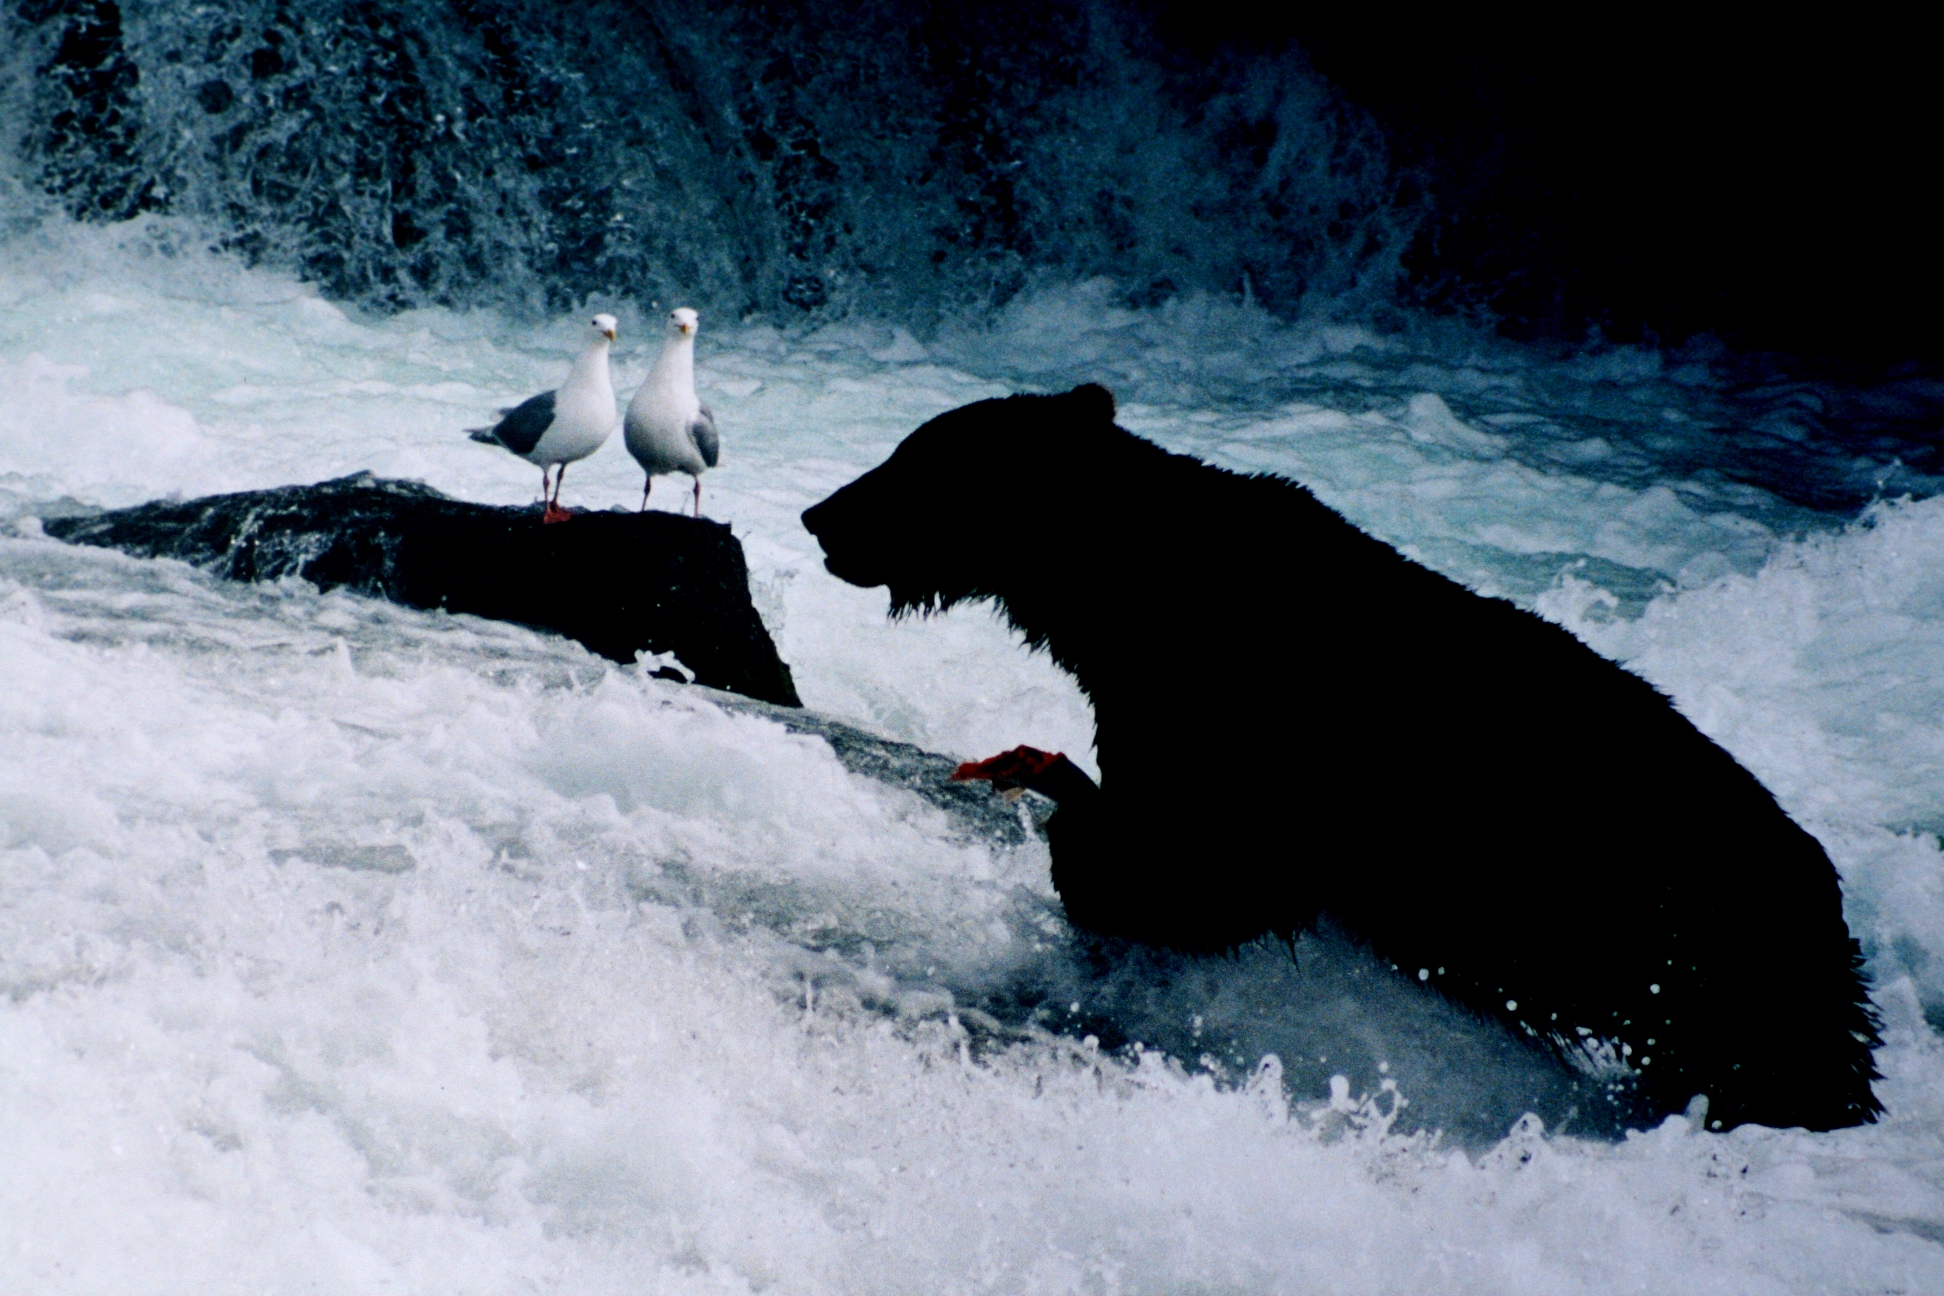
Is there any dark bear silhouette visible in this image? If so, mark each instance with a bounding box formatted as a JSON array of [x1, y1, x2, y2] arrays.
[[802, 382, 1882, 1133]]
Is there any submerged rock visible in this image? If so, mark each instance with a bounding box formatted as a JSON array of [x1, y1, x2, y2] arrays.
[[42, 472, 801, 707], [705, 688, 1045, 849]]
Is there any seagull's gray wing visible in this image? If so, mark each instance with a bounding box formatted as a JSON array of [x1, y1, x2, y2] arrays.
[[469, 390, 555, 455], [691, 402, 720, 468]]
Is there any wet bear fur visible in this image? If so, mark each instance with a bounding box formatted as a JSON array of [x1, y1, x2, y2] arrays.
[[801, 383, 1882, 1132]]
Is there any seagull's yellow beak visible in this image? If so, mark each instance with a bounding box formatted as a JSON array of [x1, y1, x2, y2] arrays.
[[679, 322, 695, 335], [603, 325, 617, 341]]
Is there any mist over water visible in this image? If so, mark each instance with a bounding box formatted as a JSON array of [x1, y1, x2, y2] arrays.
[[6, 0, 1403, 322], [4, 3, 1944, 1292]]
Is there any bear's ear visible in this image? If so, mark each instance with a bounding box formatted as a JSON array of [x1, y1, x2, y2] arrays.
[[1065, 383, 1116, 423]]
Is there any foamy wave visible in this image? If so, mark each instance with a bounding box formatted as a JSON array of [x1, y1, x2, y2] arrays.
[[1541, 495, 1944, 1012], [4, 210, 1944, 1291]]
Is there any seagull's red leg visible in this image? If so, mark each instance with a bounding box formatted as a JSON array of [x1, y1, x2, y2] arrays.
[[544, 463, 574, 524], [692, 477, 702, 517], [640, 477, 652, 513]]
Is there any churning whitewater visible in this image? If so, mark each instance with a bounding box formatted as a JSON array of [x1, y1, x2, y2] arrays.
[[3, 209, 1944, 1293], [3, 4, 1944, 1286]]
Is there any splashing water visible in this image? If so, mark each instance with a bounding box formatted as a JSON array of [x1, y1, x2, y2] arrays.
[[2, 201, 1944, 1290], [5, 4, 1944, 1280], [3, 0, 1406, 321]]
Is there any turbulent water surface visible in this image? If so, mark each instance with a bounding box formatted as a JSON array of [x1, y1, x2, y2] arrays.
[[4, 2, 1944, 1291], [3, 210, 1944, 1293]]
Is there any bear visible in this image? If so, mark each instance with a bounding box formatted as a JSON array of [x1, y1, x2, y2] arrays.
[[801, 382, 1883, 1133]]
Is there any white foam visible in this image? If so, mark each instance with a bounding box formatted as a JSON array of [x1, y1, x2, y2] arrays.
[[1542, 494, 1944, 1014], [3, 215, 1943, 1291]]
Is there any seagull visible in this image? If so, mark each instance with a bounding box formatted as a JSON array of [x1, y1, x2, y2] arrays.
[[468, 313, 619, 523], [625, 307, 719, 517]]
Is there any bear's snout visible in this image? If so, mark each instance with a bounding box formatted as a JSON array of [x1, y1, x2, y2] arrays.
[[802, 483, 884, 588], [799, 493, 850, 556]]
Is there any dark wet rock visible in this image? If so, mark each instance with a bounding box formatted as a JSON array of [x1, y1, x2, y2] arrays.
[[42, 472, 801, 706], [700, 687, 1046, 848]]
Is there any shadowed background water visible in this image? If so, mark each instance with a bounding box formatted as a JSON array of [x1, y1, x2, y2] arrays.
[[3, 4, 1943, 1291]]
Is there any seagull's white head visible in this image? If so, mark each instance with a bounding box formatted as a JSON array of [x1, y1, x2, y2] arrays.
[[669, 307, 699, 338], [589, 313, 619, 342]]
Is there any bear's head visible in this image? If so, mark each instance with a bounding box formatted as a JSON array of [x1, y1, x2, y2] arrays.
[[802, 383, 1120, 616]]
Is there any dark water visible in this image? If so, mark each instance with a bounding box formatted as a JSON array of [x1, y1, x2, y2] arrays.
[[9, 0, 1938, 505], [6, 0, 1404, 320]]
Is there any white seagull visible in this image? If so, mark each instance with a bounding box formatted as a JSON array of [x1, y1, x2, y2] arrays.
[[625, 307, 719, 516], [468, 313, 620, 523]]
